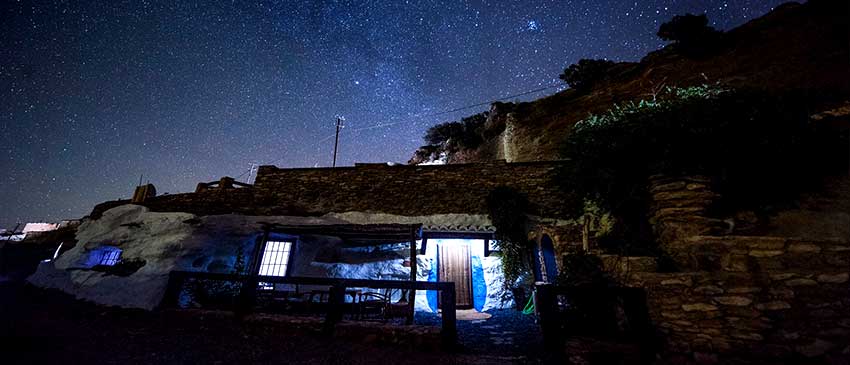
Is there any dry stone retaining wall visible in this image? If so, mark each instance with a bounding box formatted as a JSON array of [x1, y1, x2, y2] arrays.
[[253, 160, 571, 218], [89, 161, 572, 220], [604, 174, 850, 362]]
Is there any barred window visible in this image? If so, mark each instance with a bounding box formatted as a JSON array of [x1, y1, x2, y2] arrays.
[[99, 249, 121, 266], [258, 240, 293, 277]]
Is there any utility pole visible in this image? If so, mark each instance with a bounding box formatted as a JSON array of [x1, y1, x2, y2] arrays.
[[332, 116, 343, 168]]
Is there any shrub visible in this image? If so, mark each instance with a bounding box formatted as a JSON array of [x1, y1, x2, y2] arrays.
[[423, 112, 488, 150], [657, 14, 723, 57], [486, 187, 532, 290], [555, 251, 608, 287], [559, 59, 616, 90], [559, 86, 848, 251], [409, 144, 444, 164]]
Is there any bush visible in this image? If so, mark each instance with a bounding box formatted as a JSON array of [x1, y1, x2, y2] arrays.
[[657, 14, 723, 57], [559, 86, 848, 251], [486, 187, 532, 291], [555, 251, 608, 287], [423, 112, 488, 150], [559, 59, 616, 90]]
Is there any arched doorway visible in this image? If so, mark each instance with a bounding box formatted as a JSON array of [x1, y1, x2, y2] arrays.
[[535, 234, 558, 283]]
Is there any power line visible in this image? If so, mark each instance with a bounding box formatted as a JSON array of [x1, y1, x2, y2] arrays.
[[235, 82, 565, 174], [347, 83, 563, 133]]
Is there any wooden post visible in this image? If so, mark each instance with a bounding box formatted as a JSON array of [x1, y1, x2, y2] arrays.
[[248, 230, 270, 275], [323, 284, 346, 336], [535, 283, 560, 350], [237, 275, 258, 316], [158, 271, 185, 309], [407, 227, 417, 325], [440, 283, 457, 349]]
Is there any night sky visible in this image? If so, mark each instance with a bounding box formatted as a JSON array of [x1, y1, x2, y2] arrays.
[[1, 0, 786, 228]]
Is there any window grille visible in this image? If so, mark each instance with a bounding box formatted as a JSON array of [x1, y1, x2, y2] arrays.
[[99, 250, 121, 266], [258, 240, 293, 277]]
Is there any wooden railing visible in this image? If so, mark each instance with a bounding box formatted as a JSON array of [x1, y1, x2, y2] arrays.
[[160, 271, 457, 348]]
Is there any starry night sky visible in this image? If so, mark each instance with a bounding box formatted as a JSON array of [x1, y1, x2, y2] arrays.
[[1, 0, 786, 228]]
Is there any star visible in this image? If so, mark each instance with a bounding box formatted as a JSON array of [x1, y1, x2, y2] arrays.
[[0, 0, 788, 227]]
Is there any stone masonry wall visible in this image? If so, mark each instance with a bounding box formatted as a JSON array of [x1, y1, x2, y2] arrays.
[[252, 160, 572, 218], [616, 235, 850, 363], [89, 188, 262, 219], [607, 174, 850, 362], [88, 160, 571, 221]]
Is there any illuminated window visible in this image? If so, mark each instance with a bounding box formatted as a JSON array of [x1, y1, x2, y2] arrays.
[[258, 240, 293, 276], [99, 249, 122, 266]]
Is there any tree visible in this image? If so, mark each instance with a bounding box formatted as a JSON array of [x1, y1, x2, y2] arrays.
[[424, 121, 464, 146], [657, 14, 722, 57], [423, 112, 488, 149], [559, 59, 616, 91]]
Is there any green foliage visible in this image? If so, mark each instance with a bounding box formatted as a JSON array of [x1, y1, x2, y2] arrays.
[[657, 14, 723, 57], [580, 200, 615, 239], [423, 112, 488, 150], [560, 86, 848, 251], [559, 58, 617, 90], [555, 251, 608, 287], [486, 187, 531, 289]]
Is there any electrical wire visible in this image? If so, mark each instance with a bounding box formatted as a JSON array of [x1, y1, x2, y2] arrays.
[[235, 82, 565, 176]]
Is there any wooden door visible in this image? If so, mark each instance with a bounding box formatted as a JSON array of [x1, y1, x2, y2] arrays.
[[438, 243, 473, 309]]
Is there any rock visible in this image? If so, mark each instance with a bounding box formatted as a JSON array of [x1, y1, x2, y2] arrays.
[[796, 339, 835, 357], [662, 277, 693, 286], [723, 255, 749, 272], [755, 301, 791, 311], [785, 278, 818, 286], [768, 288, 795, 299], [731, 332, 764, 341], [748, 250, 784, 257], [714, 296, 753, 306], [816, 273, 849, 283], [746, 237, 787, 250], [683, 303, 719, 312], [788, 243, 821, 253], [661, 311, 683, 319], [694, 285, 724, 295], [727, 287, 760, 294], [770, 273, 797, 281]]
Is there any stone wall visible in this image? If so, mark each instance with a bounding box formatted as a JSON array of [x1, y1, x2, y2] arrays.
[[89, 160, 571, 220], [253, 160, 571, 218], [599, 175, 850, 362], [88, 188, 260, 219], [648, 175, 728, 269], [618, 237, 850, 362]]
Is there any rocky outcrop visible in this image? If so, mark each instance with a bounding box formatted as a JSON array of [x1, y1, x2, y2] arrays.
[[413, 0, 850, 164]]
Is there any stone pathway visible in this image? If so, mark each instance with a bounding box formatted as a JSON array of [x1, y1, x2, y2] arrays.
[[416, 309, 545, 359]]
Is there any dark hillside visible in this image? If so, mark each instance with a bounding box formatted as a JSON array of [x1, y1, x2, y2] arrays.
[[412, 0, 849, 163]]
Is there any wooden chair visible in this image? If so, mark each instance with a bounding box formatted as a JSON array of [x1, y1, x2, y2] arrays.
[[357, 288, 411, 321]]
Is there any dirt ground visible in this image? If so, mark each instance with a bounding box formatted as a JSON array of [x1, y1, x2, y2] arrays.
[[0, 283, 561, 364]]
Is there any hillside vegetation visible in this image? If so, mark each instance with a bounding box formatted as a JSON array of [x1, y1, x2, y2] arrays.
[[410, 0, 849, 164]]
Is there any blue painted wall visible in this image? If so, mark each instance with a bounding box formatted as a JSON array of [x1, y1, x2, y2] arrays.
[[471, 255, 486, 311], [426, 260, 438, 312]]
